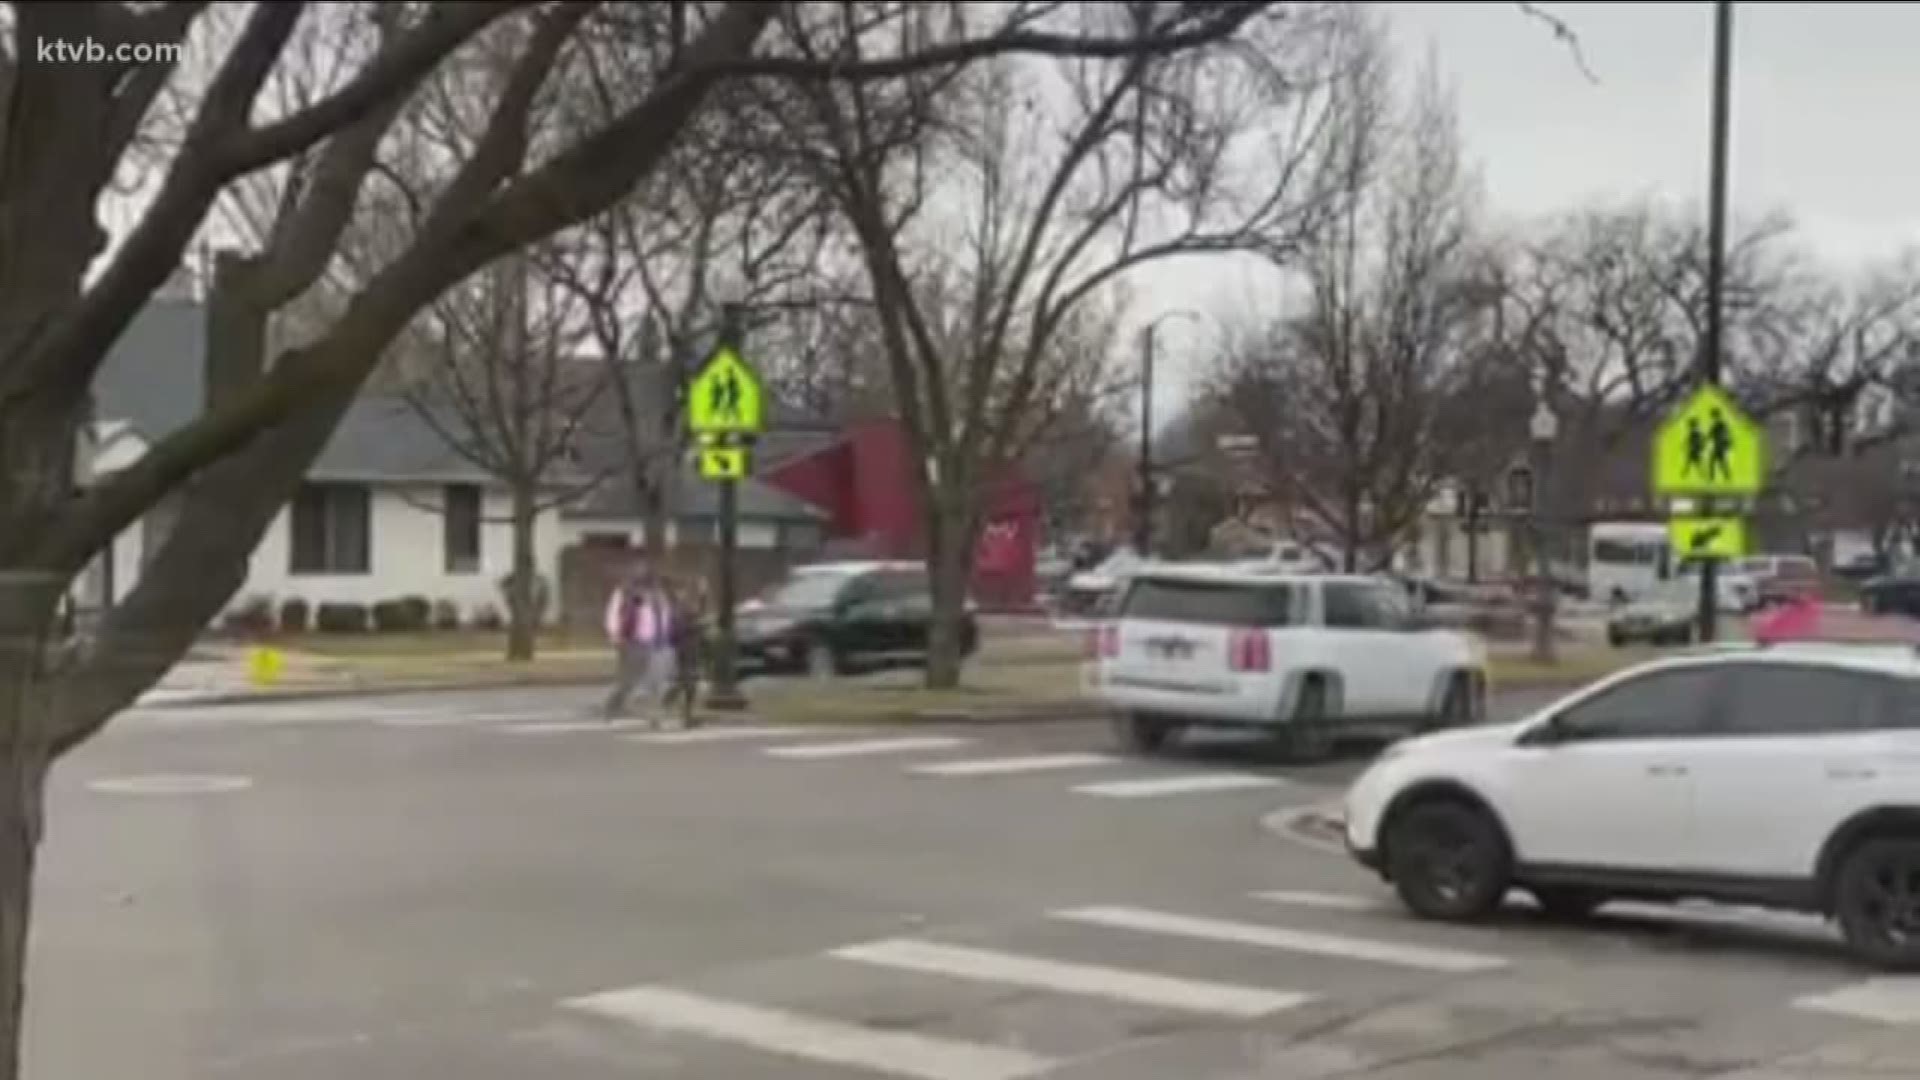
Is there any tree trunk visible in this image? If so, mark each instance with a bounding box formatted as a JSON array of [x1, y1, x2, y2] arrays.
[[0, 725, 44, 1080], [506, 481, 538, 663], [0, 576, 58, 1080], [640, 469, 669, 563], [923, 504, 976, 690]]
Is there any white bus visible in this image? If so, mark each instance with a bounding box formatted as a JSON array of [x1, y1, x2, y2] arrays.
[[1588, 522, 1674, 604]]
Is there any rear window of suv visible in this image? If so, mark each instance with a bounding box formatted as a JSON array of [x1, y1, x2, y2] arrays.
[[1121, 577, 1296, 627]]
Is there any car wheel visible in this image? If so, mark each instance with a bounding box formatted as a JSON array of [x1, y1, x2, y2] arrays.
[[1834, 837, 1920, 971], [804, 640, 839, 680], [1530, 884, 1607, 920], [1385, 799, 1511, 921], [1113, 712, 1173, 755], [1280, 677, 1336, 763], [1428, 674, 1475, 732]]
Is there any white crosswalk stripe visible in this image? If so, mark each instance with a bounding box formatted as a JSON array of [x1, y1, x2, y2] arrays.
[[1052, 904, 1509, 972], [908, 753, 1120, 777], [1071, 773, 1284, 798], [547, 887, 1920, 1079], [1252, 889, 1382, 912], [764, 736, 971, 760], [828, 937, 1309, 1018], [626, 725, 866, 745], [1794, 978, 1920, 1024], [563, 985, 1055, 1080], [504, 720, 656, 735]]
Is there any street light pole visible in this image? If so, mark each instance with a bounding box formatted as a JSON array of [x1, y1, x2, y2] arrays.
[[1697, 0, 1734, 643], [1131, 310, 1201, 557], [1530, 402, 1560, 664]]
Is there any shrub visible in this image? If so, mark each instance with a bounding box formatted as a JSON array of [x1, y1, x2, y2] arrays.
[[370, 599, 406, 632], [432, 599, 462, 630], [398, 594, 432, 631], [278, 597, 311, 634], [222, 595, 275, 636], [471, 602, 503, 631], [314, 602, 370, 633], [370, 595, 433, 632]]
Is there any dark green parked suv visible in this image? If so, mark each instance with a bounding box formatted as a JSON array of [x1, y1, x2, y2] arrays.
[[736, 561, 980, 677]]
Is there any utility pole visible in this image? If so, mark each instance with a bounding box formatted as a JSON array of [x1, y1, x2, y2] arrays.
[[1697, 0, 1734, 644], [1133, 324, 1156, 557]]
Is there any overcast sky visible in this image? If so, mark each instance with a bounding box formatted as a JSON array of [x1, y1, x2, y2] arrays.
[[1144, 0, 1920, 414]]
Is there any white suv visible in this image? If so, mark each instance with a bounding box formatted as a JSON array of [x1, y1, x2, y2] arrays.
[[1344, 644, 1920, 968], [1085, 567, 1487, 759]]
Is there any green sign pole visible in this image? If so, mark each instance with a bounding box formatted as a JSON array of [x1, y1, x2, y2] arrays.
[[706, 306, 748, 712], [1698, 0, 1735, 644]]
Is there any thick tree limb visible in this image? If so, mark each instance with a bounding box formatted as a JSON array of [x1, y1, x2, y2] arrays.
[[721, 4, 1277, 82], [30, 1, 775, 578], [12, 2, 522, 417]]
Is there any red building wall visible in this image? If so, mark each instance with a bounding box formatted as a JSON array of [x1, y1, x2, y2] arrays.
[[762, 417, 1039, 610]]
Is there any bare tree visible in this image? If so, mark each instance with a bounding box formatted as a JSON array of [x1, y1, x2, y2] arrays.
[[1744, 252, 1920, 457], [778, 2, 1359, 685], [541, 74, 836, 560], [401, 247, 603, 661], [1, 3, 1295, 1069], [1498, 203, 1801, 506], [1215, 52, 1493, 572]]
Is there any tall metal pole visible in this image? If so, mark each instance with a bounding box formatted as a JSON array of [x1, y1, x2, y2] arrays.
[[1697, 0, 1734, 644], [706, 305, 747, 711], [1134, 325, 1156, 557]]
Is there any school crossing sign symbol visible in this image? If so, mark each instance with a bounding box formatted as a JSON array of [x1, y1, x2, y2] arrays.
[[1651, 384, 1767, 498], [687, 345, 766, 437]]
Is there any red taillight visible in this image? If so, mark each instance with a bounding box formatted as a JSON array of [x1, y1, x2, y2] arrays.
[[1085, 624, 1119, 659], [1229, 629, 1271, 672]]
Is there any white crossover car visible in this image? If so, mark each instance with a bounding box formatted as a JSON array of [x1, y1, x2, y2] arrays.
[[1085, 567, 1488, 759], [1345, 643, 1920, 968]]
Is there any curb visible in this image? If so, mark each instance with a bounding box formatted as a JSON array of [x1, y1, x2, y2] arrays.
[[139, 680, 1105, 727], [1259, 802, 1349, 858], [138, 671, 609, 709]]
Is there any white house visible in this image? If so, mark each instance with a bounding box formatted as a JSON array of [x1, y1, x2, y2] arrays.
[[79, 298, 568, 626]]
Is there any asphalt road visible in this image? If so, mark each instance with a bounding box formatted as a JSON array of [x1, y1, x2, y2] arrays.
[[25, 684, 1920, 1080]]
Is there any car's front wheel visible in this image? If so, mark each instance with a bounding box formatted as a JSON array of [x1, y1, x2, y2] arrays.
[[1834, 837, 1920, 970], [1434, 673, 1477, 730], [1113, 712, 1175, 754], [1385, 799, 1511, 921]]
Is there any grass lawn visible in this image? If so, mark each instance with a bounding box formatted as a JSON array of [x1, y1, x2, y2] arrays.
[[712, 661, 1088, 725], [268, 627, 1081, 664], [261, 630, 596, 659]]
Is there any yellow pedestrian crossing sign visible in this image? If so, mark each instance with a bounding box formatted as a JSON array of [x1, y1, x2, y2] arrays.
[[1668, 515, 1748, 561], [687, 346, 765, 436], [698, 446, 748, 480], [1652, 384, 1766, 497]]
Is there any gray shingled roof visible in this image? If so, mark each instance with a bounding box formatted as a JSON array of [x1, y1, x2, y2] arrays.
[[97, 298, 845, 516], [564, 464, 827, 523], [93, 298, 498, 483]]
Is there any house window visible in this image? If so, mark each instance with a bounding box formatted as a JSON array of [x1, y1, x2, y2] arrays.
[[289, 483, 371, 574], [444, 484, 482, 574]]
